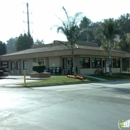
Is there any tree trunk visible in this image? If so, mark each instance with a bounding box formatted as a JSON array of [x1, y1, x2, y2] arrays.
[[108, 40, 112, 75], [71, 43, 77, 75]]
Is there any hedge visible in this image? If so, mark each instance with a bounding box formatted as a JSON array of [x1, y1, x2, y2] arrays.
[[33, 65, 46, 73]]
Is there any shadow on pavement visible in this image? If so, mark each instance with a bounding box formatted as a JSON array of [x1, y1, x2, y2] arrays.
[[98, 80, 130, 85], [112, 88, 130, 94]]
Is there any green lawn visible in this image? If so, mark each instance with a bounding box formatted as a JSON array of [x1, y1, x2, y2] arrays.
[[91, 73, 130, 80], [26, 76, 98, 87], [119, 73, 130, 77], [90, 74, 130, 80]]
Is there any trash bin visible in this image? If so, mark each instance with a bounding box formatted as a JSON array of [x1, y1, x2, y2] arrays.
[[46, 68, 50, 72], [53, 67, 56, 73], [50, 67, 53, 73]]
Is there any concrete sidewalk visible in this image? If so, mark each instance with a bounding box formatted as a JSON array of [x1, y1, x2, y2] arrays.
[[0, 75, 108, 88], [1, 75, 50, 80], [0, 75, 48, 88]]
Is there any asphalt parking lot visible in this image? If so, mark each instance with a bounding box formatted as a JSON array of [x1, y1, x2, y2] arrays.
[[0, 76, 130, 130]]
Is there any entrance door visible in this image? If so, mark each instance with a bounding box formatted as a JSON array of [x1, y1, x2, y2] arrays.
[[63, 58, 73, 75], [11, 61, 19, 75], [103, 59, 110, 73], [67, 58, 73, 75]]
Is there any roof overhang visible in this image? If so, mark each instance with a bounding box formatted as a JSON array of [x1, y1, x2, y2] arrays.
[[1, 48, 130, 61]]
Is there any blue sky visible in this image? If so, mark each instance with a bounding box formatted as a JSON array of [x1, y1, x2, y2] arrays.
[[0, 0, 130, 44]]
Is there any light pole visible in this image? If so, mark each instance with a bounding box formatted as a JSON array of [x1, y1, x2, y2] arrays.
[[26, 3, 30, 35]]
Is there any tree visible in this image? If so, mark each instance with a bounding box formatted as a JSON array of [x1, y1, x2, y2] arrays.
[[124, 33, 130, 68], [55, 7, 83, 75], [78, 16, 94, 42], [116, 13, 130, 52], [6, 37, 17, 53], [98, 18, 119, 74], [15, 33, 34, 51], [117, 13, 130, 34], [34, 39, 44, 45], [0, 41, 7, 55]]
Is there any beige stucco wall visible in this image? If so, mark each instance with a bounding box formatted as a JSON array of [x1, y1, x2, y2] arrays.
[[49, 57, 61, 67], [75, 55, 80, 74], [27, 59, 33, 75], [10, 69, 20, 75], [80, 68, 97, 75], [111, 68, 120, 73], [37, 58, 46, 65], [21, 59, 33, 75], [80, 68, 120, 75]]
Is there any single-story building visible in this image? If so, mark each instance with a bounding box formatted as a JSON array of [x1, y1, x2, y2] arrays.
[[0, 41, 130, 75]]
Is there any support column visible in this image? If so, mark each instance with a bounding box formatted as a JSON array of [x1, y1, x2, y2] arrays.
[[90, 57, 92, 68], [45, 57, 49, 68], [120, 58, 122, 73], [8, 61, 11, 75], [111, 58, 113, 68], [75, 55, 80, 75], [101, 58, 103, 68], [19, 60, 22, 75], [60, 56, 63, 69]]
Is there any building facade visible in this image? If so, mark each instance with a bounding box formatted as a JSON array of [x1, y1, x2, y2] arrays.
[[0, 41, 130, 75]]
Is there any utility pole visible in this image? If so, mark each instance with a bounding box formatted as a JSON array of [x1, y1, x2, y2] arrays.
[[26, 3, 30, 35]]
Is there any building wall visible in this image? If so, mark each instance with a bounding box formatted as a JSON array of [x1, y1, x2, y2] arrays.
[[21, 59, 33, 75], [27, 59, 33, 75], [111, 68, 120, 73], [7, 55, 122, 75], [80, 68, 120, 75], [49, 57, 61, 67], [75, 55, 80, 74], [10, 60, 20, 75], [80, 68, 97, 74]]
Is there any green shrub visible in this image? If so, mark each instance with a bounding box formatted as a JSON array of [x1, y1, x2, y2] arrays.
[[33, 65, 46, 73]]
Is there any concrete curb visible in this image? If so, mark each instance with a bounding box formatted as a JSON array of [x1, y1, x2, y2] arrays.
[[3, 84, 24, 88], [2, 78, 130, 88], [3, 81, 97, 88], [19, 81, 104, 88]]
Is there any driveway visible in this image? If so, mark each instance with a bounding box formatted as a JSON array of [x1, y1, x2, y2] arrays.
[[0, 75, 41, 86]]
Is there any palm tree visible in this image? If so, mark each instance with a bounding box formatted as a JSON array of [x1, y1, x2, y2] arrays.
[[124, 33, 130, 68], [55, 7, 83, 75], [99, 18, 119, 75]]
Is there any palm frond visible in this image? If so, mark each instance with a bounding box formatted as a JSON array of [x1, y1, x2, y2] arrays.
[[62, 6, 70, 22], [57, 27, 64, 33], [74, 12, 83, 18]]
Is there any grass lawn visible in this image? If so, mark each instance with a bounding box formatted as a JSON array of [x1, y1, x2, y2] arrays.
[[90, 74, 130, 80], [25, 76, 99, 87], [119, 73, 130, 77]]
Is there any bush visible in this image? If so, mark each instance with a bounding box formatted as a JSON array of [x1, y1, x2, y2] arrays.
[[33, 65, 46, 73]]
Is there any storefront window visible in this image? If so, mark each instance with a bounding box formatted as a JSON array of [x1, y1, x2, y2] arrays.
[[91, 58, 101, 68], [113, 59, 120, 68], [80, 57, 90, 68]]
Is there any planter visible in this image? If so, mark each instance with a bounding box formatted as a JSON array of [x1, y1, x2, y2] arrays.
[[30, 72, 50, 78], [3, 72, 9, 76]]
